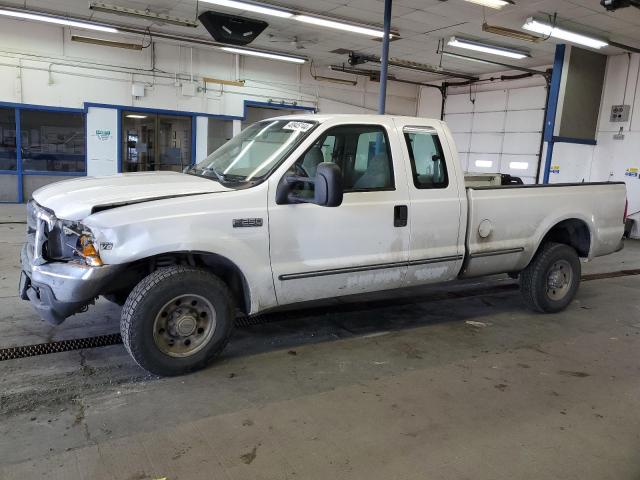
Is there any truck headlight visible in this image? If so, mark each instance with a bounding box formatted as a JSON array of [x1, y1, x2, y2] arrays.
[[79, 233, 104, 267]]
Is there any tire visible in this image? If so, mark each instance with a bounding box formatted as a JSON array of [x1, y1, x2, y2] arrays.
[[519, 242, 581, 313], [121, 266, 234, 376]]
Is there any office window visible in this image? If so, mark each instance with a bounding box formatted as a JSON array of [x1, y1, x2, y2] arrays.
[[0, 107, 17, 170], [123, 112, 192, 172], [404, 128, 448, 189], [20, 110, 85, 172]]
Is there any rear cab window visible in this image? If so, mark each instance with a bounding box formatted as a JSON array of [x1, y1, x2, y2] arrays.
[[403, 127, 449, 189]]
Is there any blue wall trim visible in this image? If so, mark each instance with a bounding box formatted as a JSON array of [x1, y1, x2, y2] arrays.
[[552, 136, 597, 146], [0, 101, 84, 113], [15, 109, 23, 203], [542, 44, 566, 184]]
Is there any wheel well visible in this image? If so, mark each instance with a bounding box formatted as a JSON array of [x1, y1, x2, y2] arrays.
[[540, 219, 591, 258], [113, 252, 251, 314]]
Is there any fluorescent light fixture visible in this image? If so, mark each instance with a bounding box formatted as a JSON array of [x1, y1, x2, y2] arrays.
[[126, 114, 148, 119], [448, 36, 529, 59], [72, 35, 142, 50], [198, 0, 390, 38], [509, 161, 529, 170], [463, 0, 514, 9], [221, 46, 306, 63], [0, 9, 118, 33], [475, 160, 493, 168], [442, 51, 494, 64], [522, 17, 608, 49], [295, 15, 386, 38], [89, 2, 198, 27], [199, 0, 293, 18]]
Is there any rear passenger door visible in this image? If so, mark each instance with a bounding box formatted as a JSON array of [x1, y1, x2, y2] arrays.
[[268, 119, 411, 305], [395, 121, 465, 286]]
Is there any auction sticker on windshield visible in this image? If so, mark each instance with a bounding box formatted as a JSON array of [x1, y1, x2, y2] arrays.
[[283, 121, 314, 132]]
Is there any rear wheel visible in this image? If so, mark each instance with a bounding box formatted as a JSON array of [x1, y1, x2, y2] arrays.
[[120, 266, 234, 376], [520, 242, 581, 313]]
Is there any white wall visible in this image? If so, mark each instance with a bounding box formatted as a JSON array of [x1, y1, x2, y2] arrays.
[[548, 53, 640, 216], [0, 18, 418, 117]]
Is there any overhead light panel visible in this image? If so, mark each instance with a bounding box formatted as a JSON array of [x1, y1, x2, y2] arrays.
[[126, 114, 148, 119], [441, 51, 495, 64], [0, 8, 118, 33], [199, 0, 392, 38], [72, 35, 142, 50], [295, 15, 388, 38], [462, 0, 514, 9], [522, 17, 608, 49], [199, 0, 293, 18], [448, 36, 529, 59], [221, 46, 306, 63], [89, 2, 198, 27]]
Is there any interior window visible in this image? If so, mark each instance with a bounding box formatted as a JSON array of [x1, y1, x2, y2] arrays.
[[292, 124, 394, 193], [404, 128, 448, 189]]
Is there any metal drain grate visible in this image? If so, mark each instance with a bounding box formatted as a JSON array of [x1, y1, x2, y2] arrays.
[[2, 268, 639, 361], [0, 333, 122, 361]]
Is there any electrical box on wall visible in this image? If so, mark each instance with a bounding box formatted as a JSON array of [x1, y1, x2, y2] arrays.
[[132, 83, 145, 98], [181, 83, 197, 96], [610, 104, 630, 122]]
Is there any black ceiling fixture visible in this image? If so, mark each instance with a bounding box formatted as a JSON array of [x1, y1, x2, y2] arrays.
[[198, 11, 268, 46]]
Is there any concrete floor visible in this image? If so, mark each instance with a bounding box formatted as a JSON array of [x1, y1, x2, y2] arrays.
[[1, 204, 640, 479]]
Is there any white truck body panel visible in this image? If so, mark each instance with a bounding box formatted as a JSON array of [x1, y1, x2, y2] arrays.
[[22, 114, 627, 322]]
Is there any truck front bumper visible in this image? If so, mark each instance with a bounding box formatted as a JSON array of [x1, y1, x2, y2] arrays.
[[19, 244, 124, 325]]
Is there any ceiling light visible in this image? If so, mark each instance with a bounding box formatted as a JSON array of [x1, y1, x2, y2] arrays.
[[72, 35, 142, 50], [442, 51, 494, 64], [448, 37, 529, 59], [89, 2, 198, 27], [126, 114, 148, 119], [463, 0, 514, 9], [295, 15, 387, 38], [221, 46, 306, 63], [522, 17, 608, 49], [0, 8, 118, 33], [199, 0, 293, 18]]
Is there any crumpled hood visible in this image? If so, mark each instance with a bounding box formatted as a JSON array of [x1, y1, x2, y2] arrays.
[[32, 171, 230, 220]]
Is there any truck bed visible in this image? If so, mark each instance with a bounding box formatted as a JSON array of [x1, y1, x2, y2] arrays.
[[462, 182, 627, 278]]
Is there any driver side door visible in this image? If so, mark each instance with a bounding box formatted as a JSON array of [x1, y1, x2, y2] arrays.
[[267, 120, 411, 306]]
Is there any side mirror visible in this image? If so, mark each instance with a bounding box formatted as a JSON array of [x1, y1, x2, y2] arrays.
[[314, 162, 343, 207], [275, 162, 343, 207]]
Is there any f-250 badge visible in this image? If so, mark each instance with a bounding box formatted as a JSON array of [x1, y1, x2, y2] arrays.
[[233, 218, 263, 228]]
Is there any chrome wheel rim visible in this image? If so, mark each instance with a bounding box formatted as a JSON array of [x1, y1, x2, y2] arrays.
[[152, 294, 216, 357], [546, 260, 573, 301]]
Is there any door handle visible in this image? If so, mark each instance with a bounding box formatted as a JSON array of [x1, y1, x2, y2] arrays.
[[394, 205, 408, 227]]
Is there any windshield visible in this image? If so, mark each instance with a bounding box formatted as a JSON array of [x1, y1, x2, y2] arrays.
[[188, 119, 317, 184]]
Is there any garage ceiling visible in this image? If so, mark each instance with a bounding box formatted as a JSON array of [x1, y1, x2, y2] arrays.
[[2, 0, 640, 80]]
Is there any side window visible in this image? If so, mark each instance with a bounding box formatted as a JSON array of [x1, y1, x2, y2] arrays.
[[292, 124, 394, 193], [404, 128, 448, 189]]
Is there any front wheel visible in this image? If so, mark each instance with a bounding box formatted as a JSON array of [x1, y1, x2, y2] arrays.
[[120, 266, 234, 376], [519, 242, 581, 313]]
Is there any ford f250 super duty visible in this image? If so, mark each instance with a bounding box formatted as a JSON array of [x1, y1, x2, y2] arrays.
[[20, 114, 627, 376]]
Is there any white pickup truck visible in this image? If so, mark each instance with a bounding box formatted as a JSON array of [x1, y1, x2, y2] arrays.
[[20, 114, 627, 376]]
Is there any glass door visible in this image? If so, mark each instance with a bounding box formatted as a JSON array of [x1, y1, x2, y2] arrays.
[[122, 112, 191, 172]]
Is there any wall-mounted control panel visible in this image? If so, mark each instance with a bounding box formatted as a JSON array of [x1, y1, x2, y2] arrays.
[[610, 104, 631, 122]]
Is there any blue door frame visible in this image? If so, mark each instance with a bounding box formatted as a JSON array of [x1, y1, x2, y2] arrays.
[[0, 102, 86, 203]]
